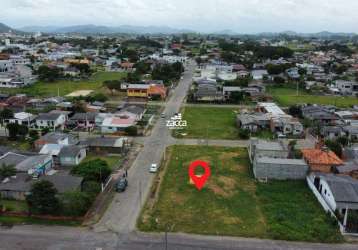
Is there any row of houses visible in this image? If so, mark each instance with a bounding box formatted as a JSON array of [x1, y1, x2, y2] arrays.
[[3, 104, 146, 133], [237, 102, 304, 137]]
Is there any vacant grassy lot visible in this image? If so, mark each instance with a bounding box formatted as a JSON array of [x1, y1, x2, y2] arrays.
[[268, 87, 358, 108], [83, 154, 122, 170], [174, 107, 239, 140], [0, 72, 126, 97], [138, 145, 342, 242]]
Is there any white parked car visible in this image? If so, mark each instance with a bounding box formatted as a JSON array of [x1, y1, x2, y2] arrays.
[[149, 163, 159, 173]]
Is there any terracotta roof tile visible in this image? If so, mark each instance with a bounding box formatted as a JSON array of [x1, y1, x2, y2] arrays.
[[302, 149, 343, 166]]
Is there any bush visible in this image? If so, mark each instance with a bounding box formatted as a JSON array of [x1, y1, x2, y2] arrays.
[[238, 129, 250, 139], [125, 126, 138, 136], [26, 180, 61, 215], [61, 191, 92, 217], [71, 159, 111, 183]]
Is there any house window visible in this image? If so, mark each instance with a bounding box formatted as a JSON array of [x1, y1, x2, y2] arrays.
[[324, 189, 327, 195]]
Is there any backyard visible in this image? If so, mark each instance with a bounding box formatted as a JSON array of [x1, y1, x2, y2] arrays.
[[83, 153, 122, 170], [0, 199, 80, 226], [0, 71, 126, 98], [174, 107, 239, 140], [138, 145, 343, 242], [267, 86, 358, 108]]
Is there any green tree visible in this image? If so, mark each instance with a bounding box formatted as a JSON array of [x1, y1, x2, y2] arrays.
[[61, 191, 92, 217], [29, 130, 39, 144], [71, 159, 111, 183], [325, 140, 343, 158], [125, 126, 138, 136], [26, 180, 61, 215], [0, 108, 13, 124], [288, 105, 303, 118], [238, 129, 250, 139], [134, 61, 151, 75], [103, 80, 122, 94], [6, 123, 28, 140], [0, 164, 16, 179], [37, 65, 62, 82]]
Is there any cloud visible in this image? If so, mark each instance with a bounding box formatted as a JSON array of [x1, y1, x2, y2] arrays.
[[2, 0, 358, 33]]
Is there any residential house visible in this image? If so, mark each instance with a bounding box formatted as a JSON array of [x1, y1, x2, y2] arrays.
[[302, 148, 343, 173], [34, 132, 78, 150], [15, 154, 53, 176], [236, 113, 270, 132], [0, 172, 83, 200], [80, 137, 128, 154], [58, 145, 86, 167], [127, 84, 149, 98], [117, 105, 146, 121], [100, 115, 136, 133], [148, 84, 167, 100], [302, 105, 339, 125], [35, 113, 66, 130], [307, 173, 358, 234], [69, 112, 97, 130], [270, 116, 304, 136], [5, 112, 36, 127], [336, 80, 358, 96], [194, 84, 223, 102]]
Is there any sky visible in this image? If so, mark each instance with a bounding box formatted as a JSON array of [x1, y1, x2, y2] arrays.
[[2, 0, 358, 33]]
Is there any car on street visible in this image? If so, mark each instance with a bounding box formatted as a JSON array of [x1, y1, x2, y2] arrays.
[[149, 163, 159, 173], [115, 178, 128, 192]]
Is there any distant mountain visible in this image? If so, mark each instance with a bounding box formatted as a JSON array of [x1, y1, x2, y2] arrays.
[[0, 23, 26, 34], [19, 24, 193, 34]]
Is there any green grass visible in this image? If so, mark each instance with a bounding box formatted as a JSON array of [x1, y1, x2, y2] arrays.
[[0, 200, 28, 212], [0, 72, 126, 97], [268, 87, 358, 108], [138, 145, 343, 242], [0, 200, 81, 226], [174, 107, 239, 140], [0, 138, 32, 151], [252, 130, 275, 140], [83, 153, 122, 170], [0, 216, 81, 226]]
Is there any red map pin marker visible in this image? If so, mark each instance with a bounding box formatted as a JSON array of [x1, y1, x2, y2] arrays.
[[189, 160, 211, 190]]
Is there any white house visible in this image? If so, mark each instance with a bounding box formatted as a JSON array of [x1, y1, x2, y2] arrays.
[[336, 80, 358, 96], [307, 172, 358, 234], [100, 115, 136, 133], [35, 113, 66, 131], [6, 112, 36, 127]]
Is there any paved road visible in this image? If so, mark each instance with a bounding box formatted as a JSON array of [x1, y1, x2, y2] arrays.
[[1, 225, 357, 250], [172, 138, 249, 147]]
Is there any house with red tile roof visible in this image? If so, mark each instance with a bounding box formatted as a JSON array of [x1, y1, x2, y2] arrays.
[[100, 114, 136, 133], [148, 84, 167, 100], [302, 148, 343, 173]]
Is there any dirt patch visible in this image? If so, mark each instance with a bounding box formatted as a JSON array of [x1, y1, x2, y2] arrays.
[[208, 176, 237, 198], [170, 193, 187, 205], [208, 182, 229, 197], [222, 216, 242, 225], [219, 152, 239, 162], [218, 176, 236, 191]]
